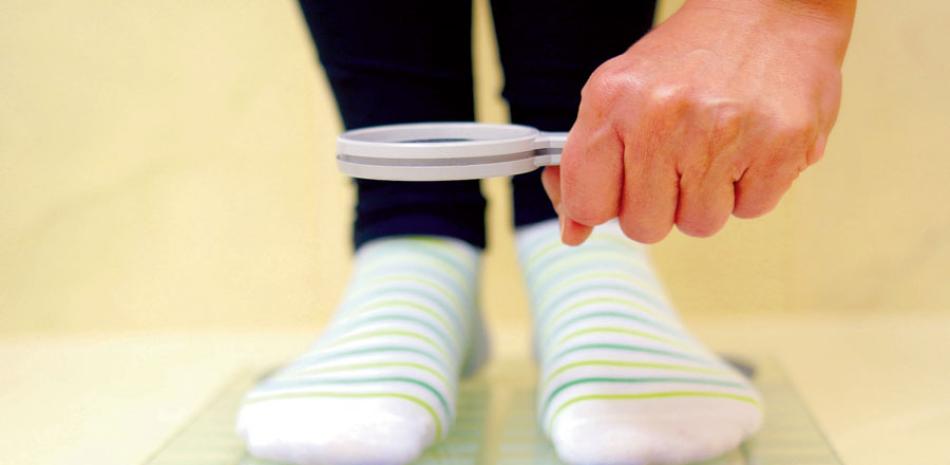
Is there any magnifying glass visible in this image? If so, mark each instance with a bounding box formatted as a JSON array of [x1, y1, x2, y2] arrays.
[[336, 122, 566, 181]]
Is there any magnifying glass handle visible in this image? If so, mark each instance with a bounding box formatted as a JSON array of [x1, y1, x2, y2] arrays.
[[533, 132, 568, 167]]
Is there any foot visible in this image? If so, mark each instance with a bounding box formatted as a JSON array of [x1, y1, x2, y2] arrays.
[[516, 219, 762, 465], [237, 236, 487, 465]]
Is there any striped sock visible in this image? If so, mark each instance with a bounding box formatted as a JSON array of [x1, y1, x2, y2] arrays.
[[516, 219, 763, 465], [237, 236, 486, 465]]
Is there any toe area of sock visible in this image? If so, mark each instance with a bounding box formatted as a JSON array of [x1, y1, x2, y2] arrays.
[[550, 399, 763, 465], [237, 398, 436, 465]]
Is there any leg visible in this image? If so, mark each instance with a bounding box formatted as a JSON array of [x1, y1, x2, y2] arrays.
[[494, 2, 764, 464], [515, 221, 762, 465], [238, 3, 488, 465]]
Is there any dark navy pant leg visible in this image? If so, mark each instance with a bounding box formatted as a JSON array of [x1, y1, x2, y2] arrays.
[[298, 0, 486, 249]]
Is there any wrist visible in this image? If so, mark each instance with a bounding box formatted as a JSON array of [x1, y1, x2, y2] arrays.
[[684, 0, 854, 21]]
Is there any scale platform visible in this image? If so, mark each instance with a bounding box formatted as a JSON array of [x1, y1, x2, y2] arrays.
[[144, 356, 842, 465]]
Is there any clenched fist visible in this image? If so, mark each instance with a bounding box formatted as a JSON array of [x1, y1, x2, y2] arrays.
[[544, 0, 856, 245]]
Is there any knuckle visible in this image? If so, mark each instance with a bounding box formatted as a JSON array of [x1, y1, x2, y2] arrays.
[[805, 135, 828, 166], [776, 115, 816, 140], [581, 77, 621, 107], [571, 210, 613, 227], [636, 84, 692, 137], [766, 106, 818, 142], [733, 205, 767, 219], [647, 84, 691, 111], [581, 63, 631, 107], [676, 216, 723, 238], [563, 195, 614, 226], [618, 216, 668, 244], [733, 199, 773, 219], [705, 100, 747, 142]]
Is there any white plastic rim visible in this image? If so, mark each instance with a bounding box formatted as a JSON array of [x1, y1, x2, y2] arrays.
[[336, 122, 566, 181]]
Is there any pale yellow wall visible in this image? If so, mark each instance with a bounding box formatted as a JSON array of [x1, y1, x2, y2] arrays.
[[1, 0, 948, 333]]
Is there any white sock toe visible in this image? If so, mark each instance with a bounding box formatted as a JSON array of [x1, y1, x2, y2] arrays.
[[239, 398, 433, 465], [551, 398, 762, 465]]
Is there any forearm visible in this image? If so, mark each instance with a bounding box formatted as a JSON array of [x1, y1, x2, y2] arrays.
[[680, 0, 856, 62], [776, 0, 856, 24]]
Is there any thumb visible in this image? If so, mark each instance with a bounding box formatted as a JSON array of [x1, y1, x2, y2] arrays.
[[542, 166, 593, 245]]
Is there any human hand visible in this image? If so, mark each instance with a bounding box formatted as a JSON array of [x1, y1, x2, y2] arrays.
[[544, 0, 855, 245]]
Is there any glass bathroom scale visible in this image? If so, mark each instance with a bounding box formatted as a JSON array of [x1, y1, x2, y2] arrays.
[[143, 356, 842, 465]]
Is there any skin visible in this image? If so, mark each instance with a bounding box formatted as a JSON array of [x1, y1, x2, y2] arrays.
[[544, 0, 857, 245]]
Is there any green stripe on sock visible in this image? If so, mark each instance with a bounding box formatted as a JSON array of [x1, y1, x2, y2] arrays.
[[321, 329, 451, 363], [522, 234, 638, 266], [292, 361, 451, 387], [538, 296, 676, 338], [541, 359, 731, 388], [545, 343, 709, 367], [402, 238, 474, 274], [257, 376, 452, 420], [352, 267, 473, 304], [536, 270, 656, 308], [339, 284, 467, 325], [547, 391, 761, 432], [538, 281, 666, 313], [365, 275, 466, 312], [339, 298, 459, 337], [541, 310, 682, 347], [529, 242, 646, 273], [540, 376, 750, 419], [320, 313, 460, 358], [292, 345, 452, 374], [245, 391, 445, 440], [551, 326, 695, 353], [526, 247, 648, 278], [356, 255, 469, 289]]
